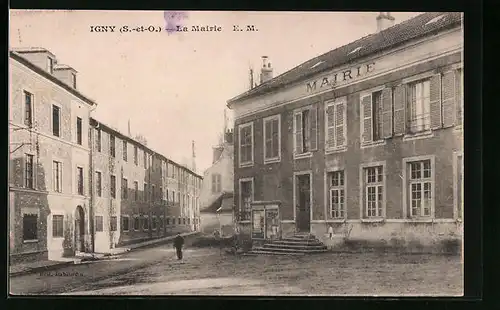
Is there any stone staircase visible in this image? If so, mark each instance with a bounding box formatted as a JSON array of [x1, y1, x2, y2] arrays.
[[246, 233, 328, 256]]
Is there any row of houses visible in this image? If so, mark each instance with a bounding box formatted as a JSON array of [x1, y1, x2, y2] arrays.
[[9, 48, 203, 263], [227, 12, 464, 247]]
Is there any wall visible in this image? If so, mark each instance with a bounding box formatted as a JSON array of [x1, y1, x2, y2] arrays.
[[199, 143, 234, 208], [232, 34, 463, 246], [10, 57, 93, 261], [200, 212, 233, 234]]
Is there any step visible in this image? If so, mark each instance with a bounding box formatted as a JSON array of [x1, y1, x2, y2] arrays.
[[252, 246, 328, 254], [276, 239, 323, 245], [244, 250, 305, 256], [262, 244, 328, 251]]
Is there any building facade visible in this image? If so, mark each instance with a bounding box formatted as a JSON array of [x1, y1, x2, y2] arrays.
[[228, 12, 463, 248], [9, 48, 96, 262], [199, 128, 235, 233], [9, 48, 203, 263]]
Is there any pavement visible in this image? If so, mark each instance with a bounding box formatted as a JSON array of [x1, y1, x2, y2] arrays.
[[9, 232, 198, 278], [9, 237, 463, 296]]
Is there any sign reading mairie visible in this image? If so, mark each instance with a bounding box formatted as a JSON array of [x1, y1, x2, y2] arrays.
[[306, 62, 375, 93]]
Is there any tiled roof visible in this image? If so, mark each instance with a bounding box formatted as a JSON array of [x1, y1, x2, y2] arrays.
[[228, 12, 462, 105], [201, 192, 234, 213]]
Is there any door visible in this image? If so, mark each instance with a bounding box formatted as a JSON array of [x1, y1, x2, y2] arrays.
[[265, 208, 280, 239], [74, 206, 85, 252], [295, 174, 311, 233]]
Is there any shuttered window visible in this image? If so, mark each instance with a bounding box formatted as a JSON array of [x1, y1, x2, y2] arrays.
[[361, 89, 393, 144], [455, 68, 463, 126], [325, 99, 346, 150], [263, 115, 281, 162], [239, 123, 253, 166], [211, 173, 221, 193], [294, 105, 318, 156]]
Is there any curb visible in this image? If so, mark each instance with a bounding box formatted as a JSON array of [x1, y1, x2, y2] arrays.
[[10, 261, 76, 278]]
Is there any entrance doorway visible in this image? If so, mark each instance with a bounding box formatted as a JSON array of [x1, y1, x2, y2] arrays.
[[295, 174, 311, 233], [74, 205, 85, 252]]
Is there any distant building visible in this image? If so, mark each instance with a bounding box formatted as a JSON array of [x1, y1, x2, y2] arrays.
[[9, 47, 203, 263], [199, 119, 235, 234], [228, 13, 463, 246]]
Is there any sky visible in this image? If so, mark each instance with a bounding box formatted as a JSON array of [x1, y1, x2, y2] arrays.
[[9, 10, 421, 173]]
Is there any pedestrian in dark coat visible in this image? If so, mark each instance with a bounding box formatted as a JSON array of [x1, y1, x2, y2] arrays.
[[173, 233, 185, 260]]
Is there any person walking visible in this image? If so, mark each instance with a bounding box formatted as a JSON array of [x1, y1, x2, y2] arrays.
[[173, 233, 185, 260]]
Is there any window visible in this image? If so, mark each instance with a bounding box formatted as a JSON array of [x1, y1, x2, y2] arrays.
[[294, 105, 318, 156], [47, 57, 54, 74], [77, 167, 84, 195], [110, 216, 117, 232], [328, 171, 345, 219], [71, 73, 77, 88], [122, 178, 128, 199], [408, 79, 431, 133], [95, 171, 102, 197], [53, 161, 62, 193], [183, 218, 186, 225], [144, 151, 148, 169], [24, 91, 33, 127], [123, 141, 128, 161], [122, 216, 129, 232], [52, 105, 61, 137], [110, 135, 116, 157], [76, 117, 82, 145], [95, 216, 103, 232], [177, 192, 180, 205], [326, 98, 347, 150], [152, 185, 156, 201], [144, 183, 148, 201], [52, 215, 64, 238], [239, 179, 253, 221], [133, 217, 140, 231], [211, 174, 222, 193], [134, 181, 139, 201], [134, 146, 138, 165], [456, 154, 463, 219], [96, 129, 102, 152], [178, 218, 181, 225], [142, 216, 149, 230], [152, 216, 157, 230], [160, 217, 164, 229], [110, 175, 116, 199], [363, 166, 384, 218], [263, 115, 281, 162], [167, 218, 171, 225], [23, 214, 38, 241], [407, 160, 433, 218], [456, 69, 463, 126], [238, 123, 253, 166]]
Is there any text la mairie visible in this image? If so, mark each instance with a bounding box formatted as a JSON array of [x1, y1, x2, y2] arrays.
[[306, 62, 376, 93]]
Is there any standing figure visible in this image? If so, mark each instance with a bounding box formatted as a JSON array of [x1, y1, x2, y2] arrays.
[[173, 233, 185, 260]]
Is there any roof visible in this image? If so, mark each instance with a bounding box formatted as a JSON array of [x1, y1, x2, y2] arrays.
[[201, 192, 234, 213], [54, 64, 77, 72], [227, 12, 462, 106], [10, 50, 97, 106], [89, 117, 203, 179], [12, 47, 56, 57]]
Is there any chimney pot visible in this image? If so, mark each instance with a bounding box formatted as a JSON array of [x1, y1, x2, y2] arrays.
[[376, 12, 395, 33], [260, 56, 273, 84]]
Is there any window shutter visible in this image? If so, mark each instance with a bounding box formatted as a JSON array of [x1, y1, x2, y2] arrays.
[[272, 119, 279, 158], [441, 71, 456, 128], [309, 106, 318, 151], [326, 105, 335, 149], [294, 113, 303, 154], [429, 74, 442, 129], [361, 95, 372, 143], [335, 102, 345, 147], [211, 174, 216, 192], [393, 85, 406, 136], [265, 120, 272, 159], [381, 88, 393, 138], [455, 68, 463, 126]]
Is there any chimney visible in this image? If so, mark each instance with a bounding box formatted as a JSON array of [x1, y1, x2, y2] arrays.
[[224, 128, 234, 145], [259, 56, 273, 84], [249, 67, 254, 90], [376, 12, 395, 33]]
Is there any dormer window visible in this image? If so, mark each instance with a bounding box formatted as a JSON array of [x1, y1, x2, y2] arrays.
[[71, 73, 77, 88], [47, 57, 54, 74]]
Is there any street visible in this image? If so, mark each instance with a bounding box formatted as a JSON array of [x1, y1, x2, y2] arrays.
[[10, 240, 463, 296]]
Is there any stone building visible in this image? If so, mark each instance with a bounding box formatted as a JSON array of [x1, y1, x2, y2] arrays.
[[227, 12, 463, 250], [9, 47, 203, 263], [9, 48, 96, 262]]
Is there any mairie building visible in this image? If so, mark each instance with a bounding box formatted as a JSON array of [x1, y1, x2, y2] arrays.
[[227, 12, 463, 251]]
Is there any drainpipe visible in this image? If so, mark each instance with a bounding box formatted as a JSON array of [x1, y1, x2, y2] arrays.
[[89, 121, 96, 254]]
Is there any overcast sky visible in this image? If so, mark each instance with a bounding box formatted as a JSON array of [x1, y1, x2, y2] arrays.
[[9, 10, 421, 173]]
